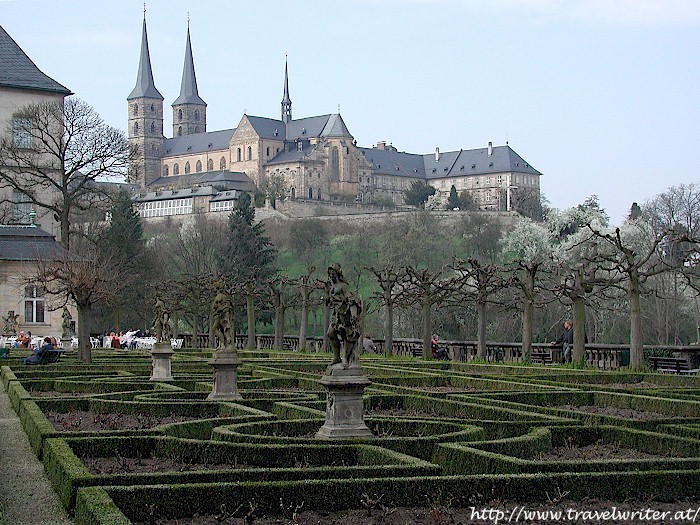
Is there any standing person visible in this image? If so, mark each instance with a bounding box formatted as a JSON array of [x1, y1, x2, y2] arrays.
[[552, 321, 574, 363]]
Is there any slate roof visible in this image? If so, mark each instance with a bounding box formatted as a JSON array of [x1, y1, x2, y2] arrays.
[[128, 19, 163, 101], [0, 226, 72, 261], [163, 128, 234, 156], [247, 116, 285, 140], [144, 170, 255, 193], [265, 142, 321, 166], [0, 25, 71, 95], [172, 27, 206, 106], [361, 145, 541, 179]]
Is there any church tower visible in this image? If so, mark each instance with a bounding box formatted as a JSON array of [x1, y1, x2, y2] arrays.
[[172, 23, 206, 137], [127, 14, 164, 188], [281, 57, 292, 124]]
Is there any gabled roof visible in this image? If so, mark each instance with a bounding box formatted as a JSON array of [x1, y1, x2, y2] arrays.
[[321, 113, 352, 139], [424, 145, 541, 179], [163, 128, 234, 156], [266, 142, 321, 165], [145, 170, 255, 193], [0, 25, 71, 95], [246, 115, 285, 140], [0, 226, 72, 261], [128, 18, 163, 101], [172, 26, 206, 107], [361, 144, 541, 180], [360, 147, 426, 178]]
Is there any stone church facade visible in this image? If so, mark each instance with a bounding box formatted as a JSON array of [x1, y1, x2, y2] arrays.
[[128, 18, 541, 218]]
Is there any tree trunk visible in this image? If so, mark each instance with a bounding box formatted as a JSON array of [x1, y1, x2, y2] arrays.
[[77, 305, 91, 364], [384, 303, 394, 356], [298, 291, 308, 351], [522, 297, 533, 361], [246, 294, 256, 349], [274, 305, 285, 350], [190, 309, 199, 349], [171, 310, 179, 339], [629, 279, 644, 369], [476, 299, 487, 359], [422, 296, 431, 359], [322, 303, 330, 352], [572, 298, 586, 365], [207, 308, 214, 349], [521, 268, 535, 361]]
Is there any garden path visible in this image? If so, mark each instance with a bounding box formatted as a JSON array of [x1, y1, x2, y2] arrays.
[[0, 381, 73, 524]]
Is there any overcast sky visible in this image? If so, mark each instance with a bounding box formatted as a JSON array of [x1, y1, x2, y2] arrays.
[[3, 0, 699, 225]]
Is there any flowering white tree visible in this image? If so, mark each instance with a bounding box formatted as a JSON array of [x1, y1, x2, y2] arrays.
[[500, 217, 554, 360]]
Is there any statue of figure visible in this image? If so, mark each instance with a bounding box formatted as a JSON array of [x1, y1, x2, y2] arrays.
[[61, 307, 72, 339], [326, 263, 362, 368], [211, 280, 235, 350], [2, 310, 19, 336], [153, 294, 171, 343]]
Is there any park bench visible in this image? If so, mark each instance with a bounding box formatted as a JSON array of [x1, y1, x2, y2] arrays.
[[649, 356, 698, 375], [38, 348, 66, 364], [531, 351, 554, 365]]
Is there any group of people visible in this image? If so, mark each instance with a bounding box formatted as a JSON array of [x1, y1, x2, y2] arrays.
[[102, 330, 144, 350]]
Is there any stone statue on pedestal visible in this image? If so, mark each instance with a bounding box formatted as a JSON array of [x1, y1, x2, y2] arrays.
[[153, 293, 172, 343], [326, 263, 362, 370], [212, 280, 235, 350], [2, 310, 19, 336], [61, 307, 72, 339]]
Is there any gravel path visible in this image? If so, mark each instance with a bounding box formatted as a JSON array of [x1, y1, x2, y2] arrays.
[[0, 382, 73, 525]]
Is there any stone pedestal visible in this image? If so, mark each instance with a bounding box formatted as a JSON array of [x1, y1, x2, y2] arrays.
[[207, 348, 243, 401], [60, 337, 72, 351], [150, 342, 174, 381], [316, 365, 373, 439]]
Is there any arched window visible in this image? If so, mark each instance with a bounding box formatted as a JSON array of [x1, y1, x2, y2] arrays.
[[291, 187, 296, 199], [150, 103, 155, 112], [177, 126, 182, 136], [331, 147, 339, 180], [150, 121, 155, 133], [184, 161, 190, 174], [317, 189, 321, 200], [196, 160, 202, 173], [219, 157, 226, 170], [133, 122, 139, 135], [133, 104, 139, 116], [266, 146, 270, 156], [308, 187, 313, 199], [178, 109, 183, 122], [173, 163, 180, 175], [207, 159, 214, 171], [194, 109, 199, 121], [151, 144, 156, 153], [247, 146, 252, 160], [194, 126, 199, 133], [237, 148, 241, 162], [164, 165, 169, 176]]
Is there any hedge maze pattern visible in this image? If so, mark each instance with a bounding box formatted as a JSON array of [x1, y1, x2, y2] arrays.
[[2, 348, 700, 524]]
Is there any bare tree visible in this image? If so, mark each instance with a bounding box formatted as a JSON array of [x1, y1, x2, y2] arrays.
[[295, 267, 316, 351], [33, 242, 131, 362], [0, 98, 135, 250], [369, 265, 406, 355]]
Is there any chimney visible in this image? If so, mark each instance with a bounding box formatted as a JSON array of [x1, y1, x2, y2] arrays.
[[487, 141, 493, 156], [435, 147, 440, 162], [376, 141, 386, 150]]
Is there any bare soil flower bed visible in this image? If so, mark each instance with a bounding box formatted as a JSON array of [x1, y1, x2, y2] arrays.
[[82, 456, 244, 475], [555, 404, 674, 420], [134, 498, 699, 525], [537, 442, 667, 461], [30, 391, 86, 398], [45, 410, 196, 431]]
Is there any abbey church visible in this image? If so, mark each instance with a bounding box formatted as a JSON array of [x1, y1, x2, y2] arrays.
[[128, 18, 542, 218]]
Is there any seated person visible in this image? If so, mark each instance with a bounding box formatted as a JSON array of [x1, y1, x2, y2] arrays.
[[431, 334, 449, 360], [363, 335, 378, 354], [23, 337, 53, 365], [16, 331, 31, 349]]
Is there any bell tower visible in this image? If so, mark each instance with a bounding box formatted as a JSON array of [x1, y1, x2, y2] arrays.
[[127, 13, 164, 188], [172, 21, 207, 137]]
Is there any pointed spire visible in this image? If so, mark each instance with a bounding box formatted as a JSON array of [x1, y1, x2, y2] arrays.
[[128, 15, 163, 100], [281, 56, 292, 123], [172, 23, 206, 106]]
